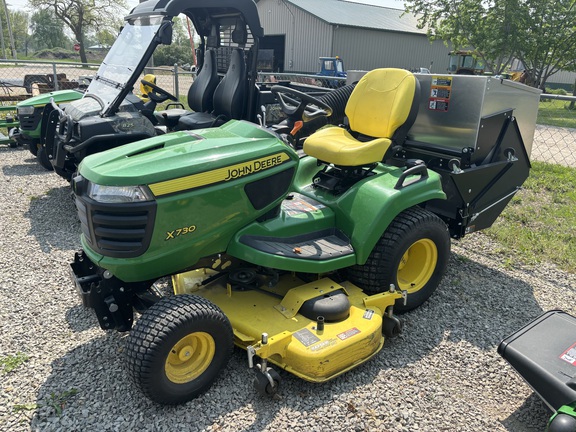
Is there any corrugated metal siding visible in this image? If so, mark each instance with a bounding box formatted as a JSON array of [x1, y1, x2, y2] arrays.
[[333, 27, 450, 73], [258, 0, 333, 72], [548, 70, 576, 86]]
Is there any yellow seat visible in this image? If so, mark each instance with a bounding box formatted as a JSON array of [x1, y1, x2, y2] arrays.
[[304, 68, 419, 166]]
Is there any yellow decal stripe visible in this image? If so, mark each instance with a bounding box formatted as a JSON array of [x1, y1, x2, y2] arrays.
[[149, 152, 291, 196]]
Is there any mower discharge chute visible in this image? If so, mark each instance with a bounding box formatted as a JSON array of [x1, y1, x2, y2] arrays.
[[67, 7, 540, 406]]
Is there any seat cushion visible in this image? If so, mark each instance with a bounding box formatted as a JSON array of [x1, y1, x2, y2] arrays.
[[303, 126, 392, 166], [177, 112, 225, 130]]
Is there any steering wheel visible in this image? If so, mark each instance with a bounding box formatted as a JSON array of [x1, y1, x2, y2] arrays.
[[271, 85, 333, 123], [141, 79, 178, 103]]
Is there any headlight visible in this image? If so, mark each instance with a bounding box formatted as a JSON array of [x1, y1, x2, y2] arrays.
[[17, 106, 35, 116], [87, 183, 154, 203]]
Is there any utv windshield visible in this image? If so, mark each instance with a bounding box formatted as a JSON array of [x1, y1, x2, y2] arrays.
[[85, 15, 164, 113]]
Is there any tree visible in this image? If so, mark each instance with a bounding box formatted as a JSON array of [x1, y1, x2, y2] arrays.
[[30, 9, 69, 51], [515, 0, 576, 90], [27, 0, 127, 64], [404, 0, 576, 87], [10, 10, 31, 55]]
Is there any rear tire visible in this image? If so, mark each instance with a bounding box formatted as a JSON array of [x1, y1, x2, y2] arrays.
[[125, 294, 233, 405], [347, 206, 450, 312], [36, 147, 54, 171]]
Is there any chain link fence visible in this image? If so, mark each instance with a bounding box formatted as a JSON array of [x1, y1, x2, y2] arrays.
[[0, 59, 574, 168]]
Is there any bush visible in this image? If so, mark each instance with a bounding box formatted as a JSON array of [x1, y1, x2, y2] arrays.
[[153, 45, 195, 67], [545, 87, 568, 95]]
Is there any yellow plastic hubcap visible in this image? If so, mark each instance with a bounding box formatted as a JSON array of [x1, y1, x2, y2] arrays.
[[165, 332, 216, 384], [397, 238, 438, 293]]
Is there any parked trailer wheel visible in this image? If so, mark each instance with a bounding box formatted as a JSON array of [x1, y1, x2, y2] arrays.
[[125, 294, 233, 405], [347, 206, 450, 312], [36, 147, 54, 171]]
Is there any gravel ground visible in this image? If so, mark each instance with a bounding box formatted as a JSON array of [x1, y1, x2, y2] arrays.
[[1, 144, 575, 432]]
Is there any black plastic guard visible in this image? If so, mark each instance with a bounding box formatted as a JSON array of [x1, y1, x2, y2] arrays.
[[498, 310, 576, 411]]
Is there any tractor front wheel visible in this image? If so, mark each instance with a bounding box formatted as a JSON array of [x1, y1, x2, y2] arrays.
[[125, 294, 233, 405], [348, 206, 450, 312], [36, 147, 54, 171]]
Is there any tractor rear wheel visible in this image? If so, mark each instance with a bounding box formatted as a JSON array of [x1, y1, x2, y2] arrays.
[[347, 206, 450, 312], [125, 294, 233, 405]]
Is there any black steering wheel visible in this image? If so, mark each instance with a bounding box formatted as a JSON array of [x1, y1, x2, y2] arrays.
[[271, 85, 333, 123], [141, 79, 178, 103]]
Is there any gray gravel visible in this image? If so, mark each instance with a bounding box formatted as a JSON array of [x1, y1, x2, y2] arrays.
[[1, 144, 575, 432]]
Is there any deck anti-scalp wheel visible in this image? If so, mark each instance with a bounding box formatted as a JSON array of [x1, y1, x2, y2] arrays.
[[348, 206, 450, 312], [125, 294, 233, 405]]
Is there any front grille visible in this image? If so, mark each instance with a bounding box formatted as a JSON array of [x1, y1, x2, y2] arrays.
[[18, 113, 39, 131], [75, 194, 157, 259]]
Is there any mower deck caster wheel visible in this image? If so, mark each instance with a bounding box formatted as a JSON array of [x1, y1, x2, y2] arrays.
[[383, 315, 403, 338], [253, 368, 281, 397]]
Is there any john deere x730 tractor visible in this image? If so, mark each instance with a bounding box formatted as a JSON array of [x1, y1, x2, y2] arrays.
[[67, 1, 541, 406]]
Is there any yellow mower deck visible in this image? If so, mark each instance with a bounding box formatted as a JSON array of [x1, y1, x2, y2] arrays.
[[173, 271, 403, 382]]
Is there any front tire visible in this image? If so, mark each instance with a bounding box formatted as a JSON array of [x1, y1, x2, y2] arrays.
[[36, 147, 54, 171], [347, 206, 450, 312], [125, 295, 234, 405]]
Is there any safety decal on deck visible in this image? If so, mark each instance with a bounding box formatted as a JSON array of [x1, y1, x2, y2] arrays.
[[337, 328, 361, 340], [293, 328, 321, 347], [429, 76, 452, 112], [363, 310, 374, 320], [560, 342, 576, 366], [282, 193, 326, 216]]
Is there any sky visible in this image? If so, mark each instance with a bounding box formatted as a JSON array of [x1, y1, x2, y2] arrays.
[[8, 0, 406, 13]]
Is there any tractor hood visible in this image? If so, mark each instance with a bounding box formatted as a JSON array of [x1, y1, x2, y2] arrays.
[[16, 89, 83, 108], [78, 120, 298, 189]]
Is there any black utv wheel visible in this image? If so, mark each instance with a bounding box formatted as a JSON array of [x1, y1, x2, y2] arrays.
[[36, 147, 54, 171], [27, 141, 39, 156], [347, 206, 450, 312], [125, 295, 234, 405]]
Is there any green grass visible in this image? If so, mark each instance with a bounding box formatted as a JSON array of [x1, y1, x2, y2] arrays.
[[485, 161, 576, 273], [0, 352, 29, 374], [537, 99, 576, 128]]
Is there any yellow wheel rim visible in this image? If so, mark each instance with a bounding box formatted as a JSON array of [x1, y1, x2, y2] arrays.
[[165, 332, 216, 384], [397, 238, 438, 293]]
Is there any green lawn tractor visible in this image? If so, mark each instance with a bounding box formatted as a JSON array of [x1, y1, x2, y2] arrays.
[[41, 0, 337, 182], [11, 89, 83, 167], [500, 310, 576, 432], [69, 66, 540, 405]]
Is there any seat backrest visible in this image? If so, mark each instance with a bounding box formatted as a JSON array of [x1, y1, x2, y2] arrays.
[[188, 49, 219, 113], [345, 68, 420, 142], [212, 48, 247, 120]]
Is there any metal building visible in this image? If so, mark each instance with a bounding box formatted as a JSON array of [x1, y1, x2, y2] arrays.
[[256, 0, 451, 74]]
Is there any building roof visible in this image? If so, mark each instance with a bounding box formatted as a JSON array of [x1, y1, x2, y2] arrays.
[[285, 0, 426, 34]]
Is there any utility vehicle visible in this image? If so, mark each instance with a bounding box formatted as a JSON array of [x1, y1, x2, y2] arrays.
[[69, 65, 540, 404], [42, 0, 335, 181]]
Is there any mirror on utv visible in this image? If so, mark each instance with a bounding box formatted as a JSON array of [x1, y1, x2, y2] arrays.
[[158, 21, 173, 45]]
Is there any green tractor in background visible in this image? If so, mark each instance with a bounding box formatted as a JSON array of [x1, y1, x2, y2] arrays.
[[13, 89, 83, 168]]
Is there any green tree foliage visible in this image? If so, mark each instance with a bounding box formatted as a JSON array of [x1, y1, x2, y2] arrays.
[[8, 10, 30, 55], [405, 0, 576, 87], [27, 0, 127, 64], [30, 9, 69, 51]]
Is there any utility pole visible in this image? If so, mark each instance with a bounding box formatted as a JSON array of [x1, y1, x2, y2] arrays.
[[3, 0, 16, 59], [0, 8, 6, 59]]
